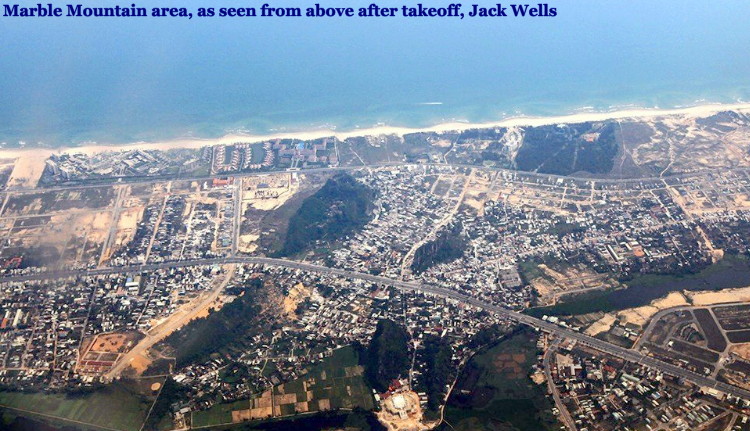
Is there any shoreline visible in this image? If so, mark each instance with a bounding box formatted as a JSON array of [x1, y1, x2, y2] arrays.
[[1, 102, 749, 160]]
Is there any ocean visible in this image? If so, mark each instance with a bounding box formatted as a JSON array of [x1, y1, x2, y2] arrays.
[[1, 0, 749, 146]]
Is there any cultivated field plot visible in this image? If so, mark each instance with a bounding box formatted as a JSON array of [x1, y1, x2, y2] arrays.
[[668, 339, 719, 364], [646, 343, 716, 375], [638, 304, 750, 385], [192, 346, 374, 427], [727, 358, 750, 375], [727, 330, 750, 344], [444, 329, 558, 431]]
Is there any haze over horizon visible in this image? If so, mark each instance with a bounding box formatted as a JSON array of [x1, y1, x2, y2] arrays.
[[2, 0, 750, 145]]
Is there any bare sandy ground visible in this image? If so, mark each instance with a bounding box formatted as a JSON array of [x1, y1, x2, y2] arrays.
[[283, 283, 310, 318], [730, 344, 750, 361], [128, 353, 152, 375], [1, 103, 749, 160], [688, 286, 750, 306], [585, 314, 617, 336], [617, 292, 689, 327], [246, 182, 298, 211], [5, 152, 48, 188], [238, 234, 259, 253]]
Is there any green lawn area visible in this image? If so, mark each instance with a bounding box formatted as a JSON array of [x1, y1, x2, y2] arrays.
[[192, 399, 250, 428], [0, 382, 152, 431]]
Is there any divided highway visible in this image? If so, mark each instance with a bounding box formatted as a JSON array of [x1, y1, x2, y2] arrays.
[[4, 256, 750, 400]]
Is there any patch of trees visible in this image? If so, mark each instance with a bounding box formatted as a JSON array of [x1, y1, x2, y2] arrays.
[[419, 335, 454, 412], [403, 132, 439, 152], [480, 150, 505, 162], [546, 221, 586, 238], [411, 222, 467, 274], [280, 173, 375, 256], [515, 122, 619, 175], [164, 278, 264, 367], [362, 319, 411, 392], [467, 324, 508, 349], [574, 122, 618, 174], [695, 111, 750, 132], [142, 358, 173, 377], [458, 128, 507, 141], [143, 378, 189, 431]]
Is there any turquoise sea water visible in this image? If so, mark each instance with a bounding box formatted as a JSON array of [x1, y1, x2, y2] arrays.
[[1, 0, 749, 145]]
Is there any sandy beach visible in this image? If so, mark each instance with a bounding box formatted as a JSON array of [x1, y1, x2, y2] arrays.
[[1, 102, 749, 160]]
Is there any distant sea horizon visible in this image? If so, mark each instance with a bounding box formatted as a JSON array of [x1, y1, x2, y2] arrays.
[[1, 0, 749, 148], [2, 91, 750, 149]]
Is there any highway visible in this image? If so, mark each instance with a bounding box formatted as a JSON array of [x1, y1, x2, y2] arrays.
[[2, 161, 743, 196], [4, 256, 750, 399]]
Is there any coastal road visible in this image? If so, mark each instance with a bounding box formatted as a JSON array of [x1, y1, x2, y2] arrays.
[[5, 256, 750, 399]]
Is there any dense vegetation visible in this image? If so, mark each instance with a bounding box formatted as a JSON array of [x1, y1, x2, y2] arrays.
[[362, 320, 411, 392], [411, 222, 467, 274], [515, 122, 619, 175], [164, 278, 266, 367], [228, 409, 386, 431], [467, 324, 508, 349], [280, 173, 375, 256], [418, 335, 454, 412], [143, 378, 189, 431], [441, 328, 558, 431], [401, 133, 440, 162]]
